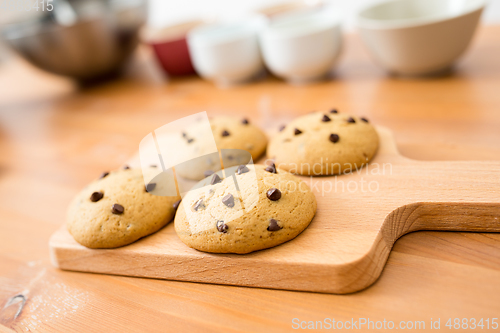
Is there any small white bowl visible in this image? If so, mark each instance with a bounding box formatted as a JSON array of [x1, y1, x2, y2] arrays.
[[187, 15, 267, 86], [357, 0, 486, 76], [259, 6, 342, 84]]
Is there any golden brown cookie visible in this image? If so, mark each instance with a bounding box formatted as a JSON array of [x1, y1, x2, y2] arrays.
[[268, 111, 379, 175], [174, 164, 316, 254], [176, 116, 268, 180], [67, 167, 180, 249]]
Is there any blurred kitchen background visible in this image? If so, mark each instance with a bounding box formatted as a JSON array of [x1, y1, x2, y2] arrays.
[[0, 0, 499, 86], [147, 0, 500, 29]]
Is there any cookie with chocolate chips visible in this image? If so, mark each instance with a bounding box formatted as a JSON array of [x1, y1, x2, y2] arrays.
[[268, 111, 379, 175], [176, 116, 268, 180], [67, 167, 180, 249], [174, 164, 316, 254]]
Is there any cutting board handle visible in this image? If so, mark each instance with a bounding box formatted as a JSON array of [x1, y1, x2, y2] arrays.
[[383, 203, 500, 245]]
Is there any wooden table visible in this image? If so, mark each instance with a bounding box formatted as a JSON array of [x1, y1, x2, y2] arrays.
[[0, 25, 499, 333]]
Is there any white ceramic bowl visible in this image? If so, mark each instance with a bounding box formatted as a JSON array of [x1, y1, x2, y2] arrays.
[[259, 6, 342, 84], [357, 0, 486, 76], [187, 15, 267, 86]]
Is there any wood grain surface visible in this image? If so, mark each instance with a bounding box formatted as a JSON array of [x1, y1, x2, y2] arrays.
[[1, 26, 500, 332], [49, 127, 500, 294]]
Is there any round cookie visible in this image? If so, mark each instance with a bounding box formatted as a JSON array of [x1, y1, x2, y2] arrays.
[[267, 111, 379, 176], [174, 164, 317, 254], [176, 116, 268, 180], [67, 167, 180, 249]]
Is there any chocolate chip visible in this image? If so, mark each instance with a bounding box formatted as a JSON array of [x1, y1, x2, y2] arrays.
[[222, 193, 235, 208], [193, 199, 205, 211], [145, 183, 156, 192], [187, 138, 194, 143], [267, 219, 282, 231], [227, 155, 234, 161], [90, 191, 103, 202], [216, 220, 228, 233], [99, 172, 109, 179], [182, 132, 187, 138], [267, 188, 281, 201], [210, 174, 222, 185], [111, 204, 124, 214], [242, 118, 249, 125], [347, 117, 356, 123], [150, 164, 157, 168], [330, 109, 338, 114], [204, 170, 214, 178], [321, 115, 331, 122], [173, 199, 181, 210], [361, 117, 369, 123], [329, 134, 340, 143], [123, 165, 130, 170], [279, 125, 286, 132], [264, 163, 277, 174], [236, 165, 249, 175], [294, 128, 302, 135], [221, 130, 230, 137]]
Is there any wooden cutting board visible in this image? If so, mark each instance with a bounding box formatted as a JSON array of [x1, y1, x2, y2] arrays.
[[49, 127, 500, 294]]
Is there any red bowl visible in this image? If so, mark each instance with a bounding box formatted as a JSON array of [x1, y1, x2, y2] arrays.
[[142, 20, 202, 77]]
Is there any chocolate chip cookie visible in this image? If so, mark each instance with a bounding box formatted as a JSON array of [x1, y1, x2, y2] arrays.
[[176, 116, 268, 180], [174, 164, 317, 254], [67, 167, 180, 248], [268, 110, 379, 175]]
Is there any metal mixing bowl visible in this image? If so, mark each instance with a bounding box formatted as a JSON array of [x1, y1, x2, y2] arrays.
[[1, 0, 147, 81]]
